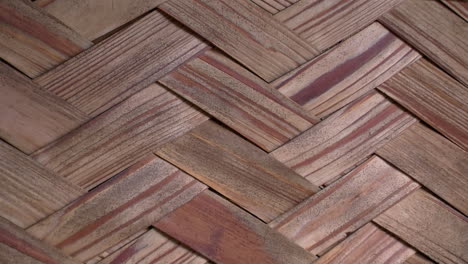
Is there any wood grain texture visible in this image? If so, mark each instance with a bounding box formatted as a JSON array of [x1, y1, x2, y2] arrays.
[[314, 223, 415, 264], [159, 0, 318, 82], [377, 122, 468, 215], [269, 156, 420, 255], [404, 254, 435, 264], [378, 58, 468, 151], [34, 10, 207, 117], [36, 0, 167, 40], [374, 190, 468, 264], [379, 0, 468, 86], [0, 217, 80, 264], [0, 140, 84, 228], [32, 83, 208, 190], [27, 155, 207, 262], [0, 0, 91, 78], [159, 49, 317, 151], [251, 0, 300, 14], [270, 92, 416, 186], [275, 0, 405, 51], [157, 121, 319, 222], [0, 62, 87, 154], [97, 228, 207, 264], [440, 0, 468, 21], [273, 22, 420, 118], [154, 190, 317, 264]]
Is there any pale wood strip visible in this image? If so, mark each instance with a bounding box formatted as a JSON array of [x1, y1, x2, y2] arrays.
[[270, 92, 416, 186], [251, 0, 300, 14], [35, 0, 167, 40], [32, 83, 208, 190], [0, 0, 91, 78], [377, 123, 468, 215], [440, 0, 468, 21], [0, 217, 80, 264], [273, 22, 421, 118], [159, 50, 317, 151], [159, 0, 318, 82], [269, 156, 420, 255], [378, 58, 468, 151], [374, 190, 468, 264], [0, 140, 84, 228], [0, 62, 87, 154], [275, 0, 404, 51], [97, 228, 207, 264], [27, 155, 207, 262], [34, 10, 207, 117], [314, 223, 415, 264], [154, 190, 317, 264], [157, 121, 319, 222], [379, 0, 468, 86], [405, 254, 435, 264]]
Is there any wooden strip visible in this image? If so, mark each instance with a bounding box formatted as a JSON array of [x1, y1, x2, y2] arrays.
[[379, 0, 468, 86], [269, 156, 419, 255], [159, 50, 317, 151], [273, 22, 421, 118], [0, 0, 91, 78], [32, 83, 208, 190], [270, 92, 416, 186], [377, 123, 468, 215], [405, 254, 435, 264], [157, 121, 319, 222], [275, 0, 404, 51], [27, 155, 207, 262], [0, 62, 87, 154], [378, 58, 468, 151], [159, 0, 318, 82], [34, 10, 207, 117], [0, 140, 84, 228], [35, 0, 167, 40], [440, 0, 468, 21], [97, 228, 207, 264], [154, 190, 317, 264], [314, 223, 415, 264], [0, 217, 80, 264], [374, 190, 468, 264], [251, 0, 299, 14]]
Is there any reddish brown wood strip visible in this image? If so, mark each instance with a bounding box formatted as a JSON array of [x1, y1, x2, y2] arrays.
[[378, 59, 468, 151], [34, 10, 207, 117], [273, 22, 420, 118], [27, 155, 207, 262], [32, 83, 208, 190], [159, 0, 318, 82], [157, 121, 319, 222], [0, 0, 91, 77], [159, 50, 317, 151], [269, 156, 419, 255], [270, 92, 416, 186], [154, 190, 317, 264]]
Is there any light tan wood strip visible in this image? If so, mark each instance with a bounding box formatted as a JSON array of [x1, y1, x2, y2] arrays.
[[315, 223, 415, 264], [154, 190, 317, 264], [157, 121, 319, 222], [0, 140, 84, 228], [0, 0, 91, 78], [27, 155, 207, 262], [270, 92, 416, 186], [440, 0, 468, 21], [0, 62, 87, 154], [379, 0, 468, 86], [275, 0, 404, 51], [405, 254, 435, 264], [32, 83, 208, 190], [378, 58, 468, 151], [273, 22, 421, 118], [159, 0, 318, 82], [159, 50, 317, 151], [374, 190, 468, 264], [34, 10, 207, 117], [0, 217, 80, 264], [269, 156, 420, 255], [251, 0, 300, 14], [377, 123, 468, 215]]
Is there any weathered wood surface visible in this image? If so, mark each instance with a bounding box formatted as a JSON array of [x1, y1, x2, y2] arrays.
[[252, 0, 299, 14], [440, 0, 468, 21]]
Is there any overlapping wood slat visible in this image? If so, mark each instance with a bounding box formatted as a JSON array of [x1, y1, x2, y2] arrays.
[[0, 0, 467, 263]]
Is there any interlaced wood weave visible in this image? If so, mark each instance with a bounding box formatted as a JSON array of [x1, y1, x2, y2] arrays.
[[0, 0, 467, 263]]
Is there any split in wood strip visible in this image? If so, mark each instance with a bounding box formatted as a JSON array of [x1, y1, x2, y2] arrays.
[[440, 0, 468, 21]]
